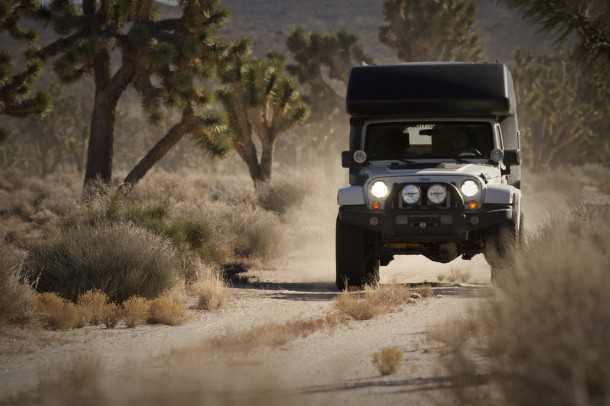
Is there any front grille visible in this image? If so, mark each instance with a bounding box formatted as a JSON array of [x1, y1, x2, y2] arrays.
[[391, 183, 455, 210]]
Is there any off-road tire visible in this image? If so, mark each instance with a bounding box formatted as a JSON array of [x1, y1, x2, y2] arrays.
[[486, 212, 524, 287], [336, 215, 380, 291]]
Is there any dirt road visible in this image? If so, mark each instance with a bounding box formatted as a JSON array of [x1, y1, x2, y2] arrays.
[[0, 250, 489, 405]]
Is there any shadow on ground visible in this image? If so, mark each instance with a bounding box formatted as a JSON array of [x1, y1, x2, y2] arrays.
[[230, 280, 491, 302], [300, 373, 488, 396]]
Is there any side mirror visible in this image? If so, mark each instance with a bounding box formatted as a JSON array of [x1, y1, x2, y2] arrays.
[[490, 148, 504, 164], [341, 151, 352, 168], [341, 150, 367, 168], [504, 150, 521, 165]]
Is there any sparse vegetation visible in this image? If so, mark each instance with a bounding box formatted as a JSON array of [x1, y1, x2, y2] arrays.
[[209, 314, 339, 352], [371, 347, 403, 376], [335, 286, 411, 320], [100, 303, 121, 329], [34, 293, 82, 330], [443, 269, 472, 284], [189, 267, 227, 311], [148, 290, 188, 326], [0, 244, 33, 325], [439, 210, 610, 405], [415, 285, 433, 298], [122, 296, 150, 328], [77, 290, 110, 326]]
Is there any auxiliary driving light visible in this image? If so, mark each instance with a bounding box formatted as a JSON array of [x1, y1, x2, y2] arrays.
[[401, 184, 421, 205], [427, 184, 447, 204], [370, 181, 389, 199]]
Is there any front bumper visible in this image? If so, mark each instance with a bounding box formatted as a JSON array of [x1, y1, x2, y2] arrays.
[[338, 204, 511, 242]]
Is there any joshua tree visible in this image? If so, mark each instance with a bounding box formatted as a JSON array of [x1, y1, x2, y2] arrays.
[[512, 50, 610, 169], [0, 0, 50, 140], [505, 0, 609, 63], [284, 29, 371, 165], [379, 0, 483, 62], [3, 84, 90, 175], [33, 0, 229, 192], [217, 42, 309, 190]]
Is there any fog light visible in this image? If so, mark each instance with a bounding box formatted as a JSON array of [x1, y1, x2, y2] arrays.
[[370, 217, 379, 226], [470, 216, 480, 225]]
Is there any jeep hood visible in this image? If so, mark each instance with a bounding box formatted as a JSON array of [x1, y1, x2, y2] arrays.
[[362, 163, 502, 184]]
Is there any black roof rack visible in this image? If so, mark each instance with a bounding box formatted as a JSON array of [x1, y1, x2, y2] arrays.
[[346, 63, 516, 118]]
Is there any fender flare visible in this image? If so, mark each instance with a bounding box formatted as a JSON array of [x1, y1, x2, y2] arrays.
[[337, 186, 365, 206]]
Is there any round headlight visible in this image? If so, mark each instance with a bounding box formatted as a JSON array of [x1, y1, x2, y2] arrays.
[[427, 184, 447, 204], [401, 184, 421, 205], [461, 180, 479, 197], [370, 181, 389, 199]]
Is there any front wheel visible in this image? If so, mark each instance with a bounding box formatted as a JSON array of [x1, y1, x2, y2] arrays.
[[485, 212, 524, 287], [336, 216, 380, 291]]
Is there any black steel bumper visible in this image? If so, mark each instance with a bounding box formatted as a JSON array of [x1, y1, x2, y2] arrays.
[[338, 204, 512, 243]]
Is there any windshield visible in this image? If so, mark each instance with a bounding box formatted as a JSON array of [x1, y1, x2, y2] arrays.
[[364, 121, 493, 160]]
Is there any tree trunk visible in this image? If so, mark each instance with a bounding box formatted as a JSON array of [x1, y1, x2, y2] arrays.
[[84, 93, 116, 190], [259, 140, 273, 183], [121, 118, 191, 192]]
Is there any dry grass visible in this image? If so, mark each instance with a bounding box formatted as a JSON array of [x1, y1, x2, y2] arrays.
[[122, 296, 150, 328], [148, 290, 187, 326], [0, 245, 33, 325], [439, 209, 610, 406], [9, 353, 308, 406], [335, 285, 411, 320], [188, 266, 226, 311], [209, 313, 339, 352], [77, 290, 109, 325], [371, 347, 403, 376], [415, 284, 433, 298], [443, 268, 472, 284], [34, 293, 82, 330], [256, 178, 307, 214], [100, 303, 121, 329]]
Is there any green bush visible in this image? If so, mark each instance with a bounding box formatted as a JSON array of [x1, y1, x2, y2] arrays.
[[25, 223, 179, 302]]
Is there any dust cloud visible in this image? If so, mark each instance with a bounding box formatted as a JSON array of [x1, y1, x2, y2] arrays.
[[271, 161, 606, 286]]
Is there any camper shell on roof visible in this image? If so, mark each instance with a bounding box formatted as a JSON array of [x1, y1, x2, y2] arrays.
[[345, 62, 520, 152]]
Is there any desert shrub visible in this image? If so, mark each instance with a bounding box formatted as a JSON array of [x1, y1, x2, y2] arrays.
[[335, 286, 410, 321], [257, 179, 307, 214], [100, 303, 121, 329], [229, 207, 283, 259], [148, 290, 187, 326], [209, 314, 339, 352], [122, 296, 150, 328], [25, 223, 178, 302], [444, 268, 471, 284], [415, 285, 433, 298], [189, 266, 226, 311], [77, 290, 109, 325], [371, 347, 403, 376], [35, 292, 82, 330], [440, 211, 610, 406], [0, 245, 34, 325]]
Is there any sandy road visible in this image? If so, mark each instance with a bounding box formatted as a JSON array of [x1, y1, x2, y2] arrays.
[[0, 250, 490, 404]]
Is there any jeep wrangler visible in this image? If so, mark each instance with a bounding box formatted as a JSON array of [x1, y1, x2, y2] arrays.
[[336, 63, 523, 290]]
